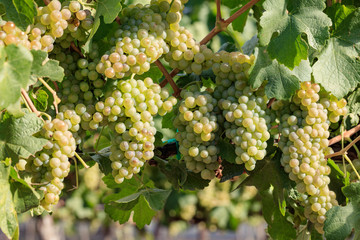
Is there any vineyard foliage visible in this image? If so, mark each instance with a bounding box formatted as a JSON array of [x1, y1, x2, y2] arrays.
[[0, 0, 360, 239]]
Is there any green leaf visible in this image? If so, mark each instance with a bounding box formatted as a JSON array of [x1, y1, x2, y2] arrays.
[[218, 139, 237, 163], [0, 160, 18, 239], [326, 4, 356, 32], [259, 0, 331, 68], [104, 200, 138, 224], [242, 35, 259, 55], [324, 182, 360, 240], [88, 0, 123, 41], [327, 159, 346, 204], [220, 160, 246, 182], [132, 195, 157, 229], [162, 110, 176, 129], [222, 0, 245, 9], [261, 189, 296, 240], [0, 113, 47, 163], [157, 158, 187, 189], [30, 89, 48, 112], [0, 0, 36, 31], [9, 167, 43, 213], [142, 189, 171, 211], [30, 50, 64, 82], [0, 45, 33, 111], [231, 7, 249, 33], [87, 147, 112, 175], [181, 171, 210, 190], [312, 9, 360, 99], [249, 47, 311, 99]]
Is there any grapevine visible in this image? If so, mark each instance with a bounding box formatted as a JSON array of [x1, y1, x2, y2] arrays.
[[0, 0, 360, 239]]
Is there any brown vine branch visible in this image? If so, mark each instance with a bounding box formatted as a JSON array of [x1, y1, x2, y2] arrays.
[[43, 0, 50, 5], [223, 0, 260, 27], [70, 42, 84, 58], [115, 16, 121, 25], [52, 81, 59, 91], [21, 88, 40, 117], [326, 135, 360, 159], [329, 123, 360, 146], [216, 0, 223, 22], [267, 98, 275, 109], [155, 60, 181, 96], [326, 0, 333, 7]]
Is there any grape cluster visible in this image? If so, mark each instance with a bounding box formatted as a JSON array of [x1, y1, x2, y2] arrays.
[[213, 51, 269, 171], [174, 87, 220, 180], [96, 0, 187, 79], [92, 78, 177, 183], [273, 81, 347, 233], [32, 0, 93, 51], [164, 27, 214, 74], [0, 21, 32, 48], [16, 119, 76, 211]]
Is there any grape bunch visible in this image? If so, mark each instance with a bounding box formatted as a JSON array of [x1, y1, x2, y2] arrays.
[[212, 51, 269, 171], [16, 119, 76, 211], [96, 0, 187, 79], [163, 27, 214, 75], [174, 87, 220, 180], [0, 21, 33, 48], [91, 78, 177, 183], [272, 81, 347, 233]]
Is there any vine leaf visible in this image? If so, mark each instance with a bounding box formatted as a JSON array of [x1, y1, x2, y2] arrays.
[[0, 45, 33, 112], [312, 9, 360, 99], [259, 0, 331, 68], [218, 139, 237, 163], [30, 50, 64, 82], [249, 47, 311, 100], [9, 166, 43, 213], [326, 4, 357, 32], [324, 182, 360, 240], [0, 0, 37, 31], [89, 0, 123, 41], [104, 182, 171, 228], [30, 89, 48, 112], [0, 113, 47, 163], [0, 159, 19, 240]]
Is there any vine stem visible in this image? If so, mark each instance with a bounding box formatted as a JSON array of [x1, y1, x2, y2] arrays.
[[216, 0, 223, 22], [325, 134, 360, 159], [21, 88, 40, 116], [70, 42, 84, 58], [160, 0, 259, 88], [75, 152, 89, 168], [43, 0, 50, 5], [38, 78, 61, 114], [326, 0, 333, 7], [155, 60, 181, 96], [328, 123, 360, 146], [267, 98, 275, 109], [344, 154, 360, 181]]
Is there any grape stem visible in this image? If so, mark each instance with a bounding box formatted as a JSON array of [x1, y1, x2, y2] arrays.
[[267, 98, 275, 109], [75, 152, 90, 168], [328, 123, 360, 146], [21, 93, 32, 113], [38, 78, 60, 114], [160, 0, 259, 88], [155, 60, 181, 96], [325, 134, 360, 159], [216, 0, 223, 22], [347, 137, 360, 160], [21, 88, 40, 117], [70, 42, 84, 58], [344, 154, 360, 181]]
